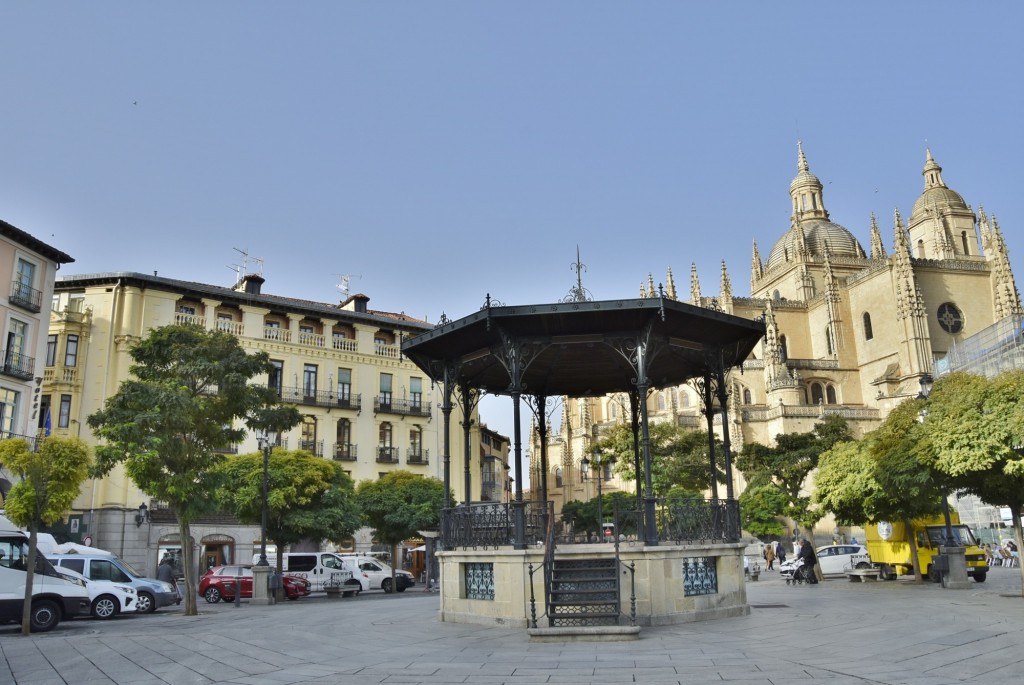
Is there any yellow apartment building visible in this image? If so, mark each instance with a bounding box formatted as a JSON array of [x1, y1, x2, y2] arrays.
[[45, 270, 477, 576]]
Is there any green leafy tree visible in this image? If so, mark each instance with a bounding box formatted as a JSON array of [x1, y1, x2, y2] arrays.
[[599, 421, 724, 497], [921, 370, 1024, 594], [560, 491, 639, 541], [736, 414, 852, 534], [0, 437, 90, 634], [215, 449, 361, 587], [355, 471, 446, 591], [738, 484, 790, 538], [814, 401, 944, 581], [87, 324, 301, 615]]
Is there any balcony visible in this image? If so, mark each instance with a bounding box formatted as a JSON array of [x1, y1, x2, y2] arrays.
[[332, 337, 358, 352], [375, 343, 399, 358], [1, 350, 35, 380], [43, 367, 78, 385], [406, 448, 429, 465], [10, 281, 43, 313], [214, 444, 240, 454], [374, 396, 431, 417], [216, 319, 244, 335], [175, 312, 206, 327], [273, 385, 363, 410], [263, 326, 291, 342], [333, 443, 357, 461], [299, 439, 324, 457], [376, 446, 400, 464]]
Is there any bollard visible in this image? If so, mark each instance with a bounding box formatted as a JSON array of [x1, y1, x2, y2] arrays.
[[234, 577, 242, 607]]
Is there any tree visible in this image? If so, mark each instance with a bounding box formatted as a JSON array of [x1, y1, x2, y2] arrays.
[[355, 471, 446, 592], [736, 414, 852, 534], [0, 437, 90, 634], [214, 449, 361, 582], [87, 324, 301, 615], [921, 370, 1024, 594], [599, 421, 724, 497], [814, 400, 944, 581], [738, 484, 790, 539]]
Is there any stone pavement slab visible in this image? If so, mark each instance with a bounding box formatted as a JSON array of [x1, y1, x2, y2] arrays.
[[1, 566, 1022, 684]]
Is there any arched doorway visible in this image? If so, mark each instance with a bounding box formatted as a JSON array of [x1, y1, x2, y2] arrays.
[[200, 534, 235, 573]]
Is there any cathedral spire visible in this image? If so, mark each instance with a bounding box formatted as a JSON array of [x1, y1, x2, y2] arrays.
[[720, 260, 733, 312], [647, 273, 656, 299], [751, 240, 763, 289], [869, 213, 887, 259], [666, 267, 677, 300], [923, 148, 947, 190], [978, 206, 992, 253], [690, 263, 701, 305], [790, 141, 829, 222], [989, 215, 1024, 318]]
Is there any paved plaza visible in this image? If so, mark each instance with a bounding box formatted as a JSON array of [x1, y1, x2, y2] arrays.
[[2, 565, 1022, 685]]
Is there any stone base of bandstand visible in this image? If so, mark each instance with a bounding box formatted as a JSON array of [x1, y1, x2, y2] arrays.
[[437, 542, 749, 629]]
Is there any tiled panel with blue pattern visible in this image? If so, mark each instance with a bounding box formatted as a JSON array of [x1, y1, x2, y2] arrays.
[[683, 556, 718, 596]]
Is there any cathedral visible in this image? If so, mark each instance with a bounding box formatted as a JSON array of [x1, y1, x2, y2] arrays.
[[531, 144, 1023, 527]]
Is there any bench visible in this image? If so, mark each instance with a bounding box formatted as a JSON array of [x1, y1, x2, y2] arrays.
[[846, 568, 881, 582]]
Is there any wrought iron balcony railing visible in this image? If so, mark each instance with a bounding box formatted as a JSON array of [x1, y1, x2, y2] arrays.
[[376, 446, 400, 464], [374, 396, 431, 417], [333, 443, 357, 461], [406, 448, 429, 465], [299, 439, 324, 457], [268, 385, 362, 410], [10, 281, 43, 312], [0, 350, 35, 380]]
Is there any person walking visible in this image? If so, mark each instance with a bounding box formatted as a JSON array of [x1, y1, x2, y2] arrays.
[[157, 553, 180, 602], [796, 538, 819, 584], [776, 541, 786, 565], [764, 542, 776, 570]]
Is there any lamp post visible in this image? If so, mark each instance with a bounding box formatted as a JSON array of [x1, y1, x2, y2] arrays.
[[917, 374, 969, 589], [581, 448, 617, 542], [255, 429, 277, 566]]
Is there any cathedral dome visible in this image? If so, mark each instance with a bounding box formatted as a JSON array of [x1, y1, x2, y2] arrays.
[[765, 219, 865, 271], [908, 149, 970, 225]]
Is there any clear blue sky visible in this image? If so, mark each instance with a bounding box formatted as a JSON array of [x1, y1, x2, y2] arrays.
[[3, 3, 1022, 449]]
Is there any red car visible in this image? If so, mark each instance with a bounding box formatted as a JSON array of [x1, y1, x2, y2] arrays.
[[199, 565, 311, 603]]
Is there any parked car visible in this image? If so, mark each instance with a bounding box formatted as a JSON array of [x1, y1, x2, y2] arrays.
[[48, 554, 179, 613], [337, 555, 415, 593], [780, 544, 870, 577], [52, 566, 137, 619], [199, 565, 311, 603], [252, 552, 357, 595]]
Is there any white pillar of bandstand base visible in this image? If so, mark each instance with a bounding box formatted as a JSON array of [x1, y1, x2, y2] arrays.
[[435, 542, 749, 628], [251, 565, 275, 605]]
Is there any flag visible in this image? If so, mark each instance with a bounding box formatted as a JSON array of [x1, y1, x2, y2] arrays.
[[44, 408, 51, 436]]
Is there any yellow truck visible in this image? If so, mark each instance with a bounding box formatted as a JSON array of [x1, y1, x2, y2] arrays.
[[864, 516, 988, 582]]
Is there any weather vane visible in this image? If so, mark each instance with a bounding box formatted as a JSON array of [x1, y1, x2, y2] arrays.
[[561, 246, 593, 303]]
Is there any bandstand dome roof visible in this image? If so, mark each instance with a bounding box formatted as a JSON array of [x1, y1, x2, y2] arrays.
[[401, 297, 765, 397]]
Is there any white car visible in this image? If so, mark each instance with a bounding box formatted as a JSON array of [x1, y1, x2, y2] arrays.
[[53, 566, 137, 619], [780, 544, 870, 577], [337, 555, 415, 593]]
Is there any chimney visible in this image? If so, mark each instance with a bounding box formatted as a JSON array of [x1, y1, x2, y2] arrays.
[[233, 274, 265, 295]]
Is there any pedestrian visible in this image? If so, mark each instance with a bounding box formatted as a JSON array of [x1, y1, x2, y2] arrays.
[[777, 542, 786, 565], [796, 538, 819, 584], [764, 542, 775, 570], [157, 553, 179, 599]]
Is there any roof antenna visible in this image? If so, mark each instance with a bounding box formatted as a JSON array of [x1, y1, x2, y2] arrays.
[[335, 273, 362, 300], [229, 247, 264, 286]]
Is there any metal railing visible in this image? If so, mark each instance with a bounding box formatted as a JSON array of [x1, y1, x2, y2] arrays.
[[10, 280, 43, 312], [299, 439, 323, 457], [0, 350, 35, 380], [333, 443, 357, 461], [373, 396, 431, 417], [269, 385, 362, 410], [441, 501, 548, 549], [376, 446, 400, 463], [406, 448, 429, 465]]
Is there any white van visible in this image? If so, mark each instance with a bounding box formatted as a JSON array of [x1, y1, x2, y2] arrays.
[[0, 515, 90, 632], [48, 554, 179, 613], [254, 552, 357, 595], [337, 555, 415, 593]]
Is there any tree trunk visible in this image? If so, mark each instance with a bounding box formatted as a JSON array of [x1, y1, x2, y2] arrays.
[[1010, 503, 1024, 597], [20, 526, 39, 635], [905, 518, 923, 582], [179, 518, 198, 615]]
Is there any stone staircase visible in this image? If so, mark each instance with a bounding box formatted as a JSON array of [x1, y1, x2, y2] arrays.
[[548, 557, 620, 627]]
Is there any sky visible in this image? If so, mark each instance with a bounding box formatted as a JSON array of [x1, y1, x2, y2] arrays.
[[3, 2, 1022, 448]]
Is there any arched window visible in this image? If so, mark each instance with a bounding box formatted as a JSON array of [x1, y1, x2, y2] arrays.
[[917, 239, 925, 258], [409, 426, 423, 460], [863, 312, 874, 341], [961, 231, 970, 255], [336, 418, 350, 444], [680, 390, 690, 407], [555, 468, 563, 488], [811, 382, 824, 405], [301, 416, 317, 454], [609, 402, 618, 420], [779, 335, 788, 361], [379, 422, 392, 447], [657, 393, 666, 411], [826, 385, 837, 404], [742, 388, 752, 404], [825, 326, 833, 356]]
